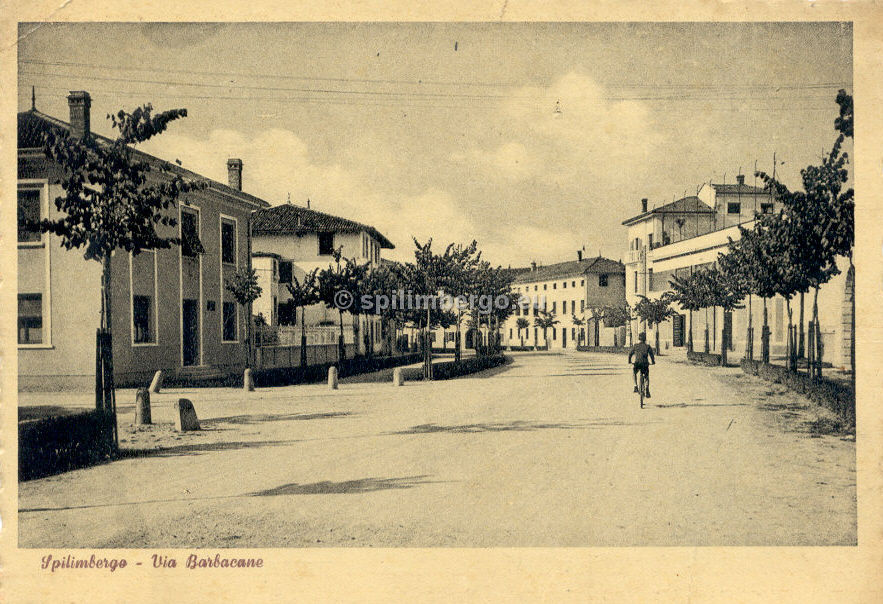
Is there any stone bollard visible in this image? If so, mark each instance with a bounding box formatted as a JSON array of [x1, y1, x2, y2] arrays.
[[174, 398, 200, 431], [243, 368, 254, 392], [148, 370, 164, 394], [392, 367, 404, 387], [328, 366, 339, 390], [134, 387, 151, 425]]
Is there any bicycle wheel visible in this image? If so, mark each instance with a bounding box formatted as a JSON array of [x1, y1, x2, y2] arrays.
[[638, 372, 645, 408]]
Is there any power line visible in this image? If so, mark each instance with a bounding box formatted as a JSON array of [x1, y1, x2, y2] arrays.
[[19, 69, 844, 105], [19, 58, 851, 92]]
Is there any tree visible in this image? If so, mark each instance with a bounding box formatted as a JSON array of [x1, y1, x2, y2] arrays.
[[225, 267, 262, 366], [534, 309, 559, 348], [703, 266, 745, 366], [35, 102, 204, 432], [601, 304, 632, 347], [633, 294, 677, 355], [285, 268, 320, 367], [516, 317, 530, 347], [570, 314, 585, 346], [668, 271, 704, 353], [587, 306, 605, 347], [316, 247, 354, 363]]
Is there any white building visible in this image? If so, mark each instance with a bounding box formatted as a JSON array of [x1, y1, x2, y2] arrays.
[[250, 202, 395, 356], [622, 176, 853, 369], [500, 253, 627, 351]]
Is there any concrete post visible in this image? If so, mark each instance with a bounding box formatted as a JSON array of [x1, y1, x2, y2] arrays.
[[328, 366, 339, 390], [243, 368, 254, 392], [134, 387, 151, 425], [393, 367, 404, 387], [148, 370, 164, 393]]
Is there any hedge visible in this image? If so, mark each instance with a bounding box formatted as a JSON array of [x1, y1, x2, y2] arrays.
[[20, 410, 116, 481], [253, 353, 422, 387], [576, 345, 629, 354], [687, 350, 724, 366], [740, 358, 855, 426], [403, 354, 510, 381]]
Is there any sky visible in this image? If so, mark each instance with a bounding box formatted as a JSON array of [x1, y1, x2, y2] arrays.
[[17, 22, 852, 266]]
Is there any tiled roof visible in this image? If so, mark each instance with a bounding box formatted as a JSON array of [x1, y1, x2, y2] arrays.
[[622, 195, 714, 225], [513, 256, 624, 283], [252, 203, 394, 249], [711, 183, 768, 195], [17, 110, 271, 210]]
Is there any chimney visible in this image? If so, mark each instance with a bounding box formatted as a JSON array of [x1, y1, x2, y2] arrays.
[[67, 91, 91, 139], [531, 261, 537, 272], [227, 158, 243, 191], [736, 174, 745, 186], [641, 198, 648, 213], [577, 250, 583, 261]]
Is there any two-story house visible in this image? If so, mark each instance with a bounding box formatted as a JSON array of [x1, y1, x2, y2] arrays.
[[250, 202, 395, 356], [501, 253, 627, 350], [17, 91, 270, 390]]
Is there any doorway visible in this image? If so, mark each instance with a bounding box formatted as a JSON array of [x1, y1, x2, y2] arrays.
[[182, 298, 200, 366]]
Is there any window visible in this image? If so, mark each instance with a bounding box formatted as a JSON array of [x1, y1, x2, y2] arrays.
[[133, 295, 153, 343], [648, 268, 654, 290], [223, 301, 237, 341], [563, 281, 567, 289], [552, 328, 557, 341], [532, 305, 537, 316], [318, 232, 334, 255], [760, 203, 774, 214], [571, 328, 575, 340], [599, 274, 608, 287], [551, 301, 556, 313], [181, 208, 202, 257], [543, 284, 547, 290], [562, 301, 567, 314], [553, 283, 557, 290], [580, 300, 585, 312], [279, 260, 293, 284], [648, 233, 653, 248], [728, 202, 741, 214], [362, 234, 368, 258], [18, 294, 43, 344], [581, 280, 584, 287], [509, 328, 513, 339], [572, 281, 576, 288], [221, 218, 236, 264], [534, 285, 537, 291], [18, 189, 41, 243]]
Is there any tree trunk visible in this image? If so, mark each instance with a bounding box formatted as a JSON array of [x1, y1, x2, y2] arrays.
[[338, 310, 345, 363], [812, 285, 821, 380], [98, 255, 117, 445], [785, 299, 795, 371], [704, 307, 710, 353], [300, 307, 308, 367], [746, 295, 753, 361], [761, 297, 770, 364], [688, 309, 694, 353], [798, 291, 805, 359], [654, 325, 660, 355]]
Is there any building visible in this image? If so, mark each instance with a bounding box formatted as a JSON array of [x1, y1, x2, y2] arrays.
[[250, 202, 395, 356], [17, 91, 270, 390], [501, 253, 627, 350], [622, 176, 853, 368]]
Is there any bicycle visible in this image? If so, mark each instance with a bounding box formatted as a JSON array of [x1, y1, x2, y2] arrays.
[[637, 370, 648, 408]]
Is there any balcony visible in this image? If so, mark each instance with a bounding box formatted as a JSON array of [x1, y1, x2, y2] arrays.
[[626, 248, 645, 265], [648, 224, 745, 271]]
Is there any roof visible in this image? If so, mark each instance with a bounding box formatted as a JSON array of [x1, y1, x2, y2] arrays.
[[17, 109, 271, 210], [710, 183, 769, 195], [621, 195, 714, 226], [251, 203, 395, 249], [513, 256, 624, 284], [252, 251, 282, 260]]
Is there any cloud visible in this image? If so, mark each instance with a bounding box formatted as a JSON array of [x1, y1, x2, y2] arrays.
[[137, 127, 479, 262]]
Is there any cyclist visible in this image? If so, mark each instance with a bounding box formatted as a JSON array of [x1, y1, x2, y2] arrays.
[[628, 332, 655, 398]]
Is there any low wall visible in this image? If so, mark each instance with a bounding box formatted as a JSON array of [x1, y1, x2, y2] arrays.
[[254, 353, 422, 387], [740, 359, 855, 426], [255, 343, 357, 370], [20, 410, 116, 481]]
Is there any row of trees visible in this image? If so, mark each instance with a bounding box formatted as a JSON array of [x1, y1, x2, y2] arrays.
[[511, 304, 632, 349], [660, 90, 854, 378]]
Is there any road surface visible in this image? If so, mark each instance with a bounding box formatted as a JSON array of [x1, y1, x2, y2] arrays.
[[19, 352, 856, 547]]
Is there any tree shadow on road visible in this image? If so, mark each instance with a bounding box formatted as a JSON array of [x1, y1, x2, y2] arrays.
[[249, 475, 441, 496], [652, 402, 748, 409], [390, 419, 651, 435], [120, 439, 301, 458], [205, 411, 354, 426]]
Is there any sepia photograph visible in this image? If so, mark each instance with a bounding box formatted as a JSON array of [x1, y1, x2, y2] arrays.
[[10, 20, 859, 552]]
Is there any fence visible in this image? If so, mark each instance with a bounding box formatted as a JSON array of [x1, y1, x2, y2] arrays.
[[255, 343, 358, 370]]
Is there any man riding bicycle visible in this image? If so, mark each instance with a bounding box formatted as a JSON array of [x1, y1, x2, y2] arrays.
[[628, 332, 655, 398]]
